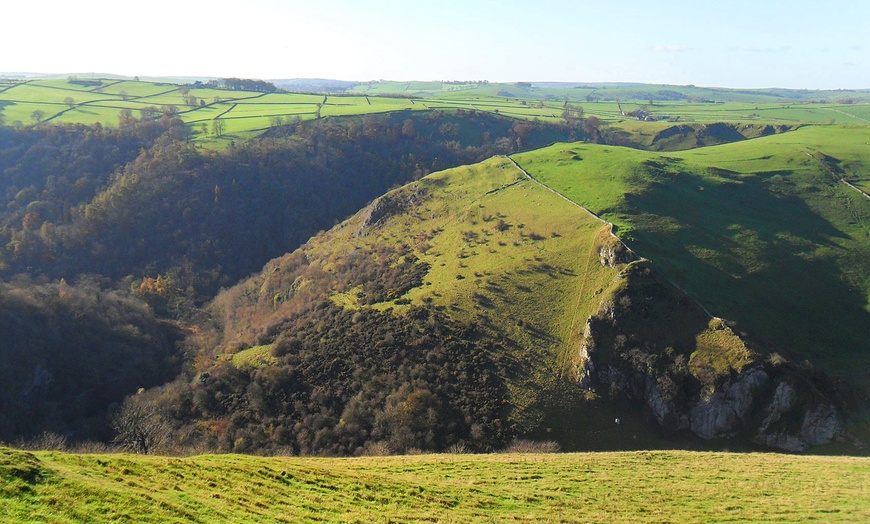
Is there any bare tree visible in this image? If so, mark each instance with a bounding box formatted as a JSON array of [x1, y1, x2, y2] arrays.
[[111, 398, 167, 454], [31, 109, 46, 123]]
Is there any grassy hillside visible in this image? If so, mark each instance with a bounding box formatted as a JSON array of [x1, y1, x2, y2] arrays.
[[207, 155, 627, 435], [151, 147, 851, 455], [2, 446, 867, 523], [512, 125, 870, 375]]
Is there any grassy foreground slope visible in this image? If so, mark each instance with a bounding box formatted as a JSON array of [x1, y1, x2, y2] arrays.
[[2, 447, 867, 523], [513, 125, 870, 375]]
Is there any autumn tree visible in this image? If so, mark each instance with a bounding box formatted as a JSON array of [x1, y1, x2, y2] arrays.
[[118, 108, 136, 127]]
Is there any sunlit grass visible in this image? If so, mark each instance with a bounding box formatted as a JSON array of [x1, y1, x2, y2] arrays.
[[2, 446, 867, 523]]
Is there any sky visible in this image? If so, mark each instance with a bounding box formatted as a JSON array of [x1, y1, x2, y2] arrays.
[[3, 0, 869, 89]]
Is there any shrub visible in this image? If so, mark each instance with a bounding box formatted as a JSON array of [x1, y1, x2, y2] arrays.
[[502, 439, 560, 454]]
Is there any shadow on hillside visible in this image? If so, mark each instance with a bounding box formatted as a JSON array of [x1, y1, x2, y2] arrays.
[[622, 167, 870, 374]]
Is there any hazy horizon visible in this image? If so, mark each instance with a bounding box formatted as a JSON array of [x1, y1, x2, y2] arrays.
[[4, 0, 869, 90]]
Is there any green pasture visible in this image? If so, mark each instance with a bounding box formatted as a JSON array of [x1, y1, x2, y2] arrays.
[[322, 95, 417, 117], [2, 446, 867, 523], [92, 80, 179, 97], [222, 103, 319, 118], [0, 82, 113, 104], [3, 77, 870, 148], [49, 105, 124, 126], [231, 344, 276, 370], [0, 102, 63, 125], [256, 92, 327, 104], [513, 125, 870, 374]]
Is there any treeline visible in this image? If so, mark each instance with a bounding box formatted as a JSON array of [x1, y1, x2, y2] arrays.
[[0, 117, 184, 275], [0, 278, 183, 443], [1, 110, 577, 308], [205, 78, 279, 93]]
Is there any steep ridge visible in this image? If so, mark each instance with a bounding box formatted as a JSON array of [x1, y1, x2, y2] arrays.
[[145, 152, 854, 453], [605, 122, 797, 151]]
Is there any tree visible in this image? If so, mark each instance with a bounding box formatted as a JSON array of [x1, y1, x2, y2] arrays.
[[140, 106, 159, 121], [401, 119, 417, 138], [63, 97, 75, 109], [212, 118, 226, 137], [118, 108, 136, 127], [562, 99, 584, 126], [31, 109, 45, 123], [111, 397, 167, 454], [583, 116, 601, 143]]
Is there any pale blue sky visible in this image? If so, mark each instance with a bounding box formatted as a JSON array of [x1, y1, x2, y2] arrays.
[[4, 0, 868, 88]]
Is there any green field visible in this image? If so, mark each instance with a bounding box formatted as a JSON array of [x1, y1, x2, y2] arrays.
[[3, 77, 869, 146], [512, 125, 870, 374], [2, 446, 867, 523]]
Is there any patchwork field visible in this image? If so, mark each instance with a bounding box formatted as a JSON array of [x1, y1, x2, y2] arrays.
[[3, 78, 870, 147]]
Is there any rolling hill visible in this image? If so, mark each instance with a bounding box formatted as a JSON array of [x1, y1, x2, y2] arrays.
[[144, 132, 864, 454], [513, 125, 870, 376]]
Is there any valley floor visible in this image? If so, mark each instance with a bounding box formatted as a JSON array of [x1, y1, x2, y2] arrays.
[[2, 447, 868, 523]]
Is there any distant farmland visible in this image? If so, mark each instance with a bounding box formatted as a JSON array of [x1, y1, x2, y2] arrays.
[[3, 77, 870, 146]]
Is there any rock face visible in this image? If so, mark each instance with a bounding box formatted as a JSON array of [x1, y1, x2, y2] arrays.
[[356, 187, 427, 236], [576, 259, 842, 452], [688, 367, 769, 439], [598, 238, 637, 268], [752, 382, 841, 452]]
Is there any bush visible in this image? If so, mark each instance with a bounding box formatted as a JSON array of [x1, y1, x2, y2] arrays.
[[502, 439, 561, 454]]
